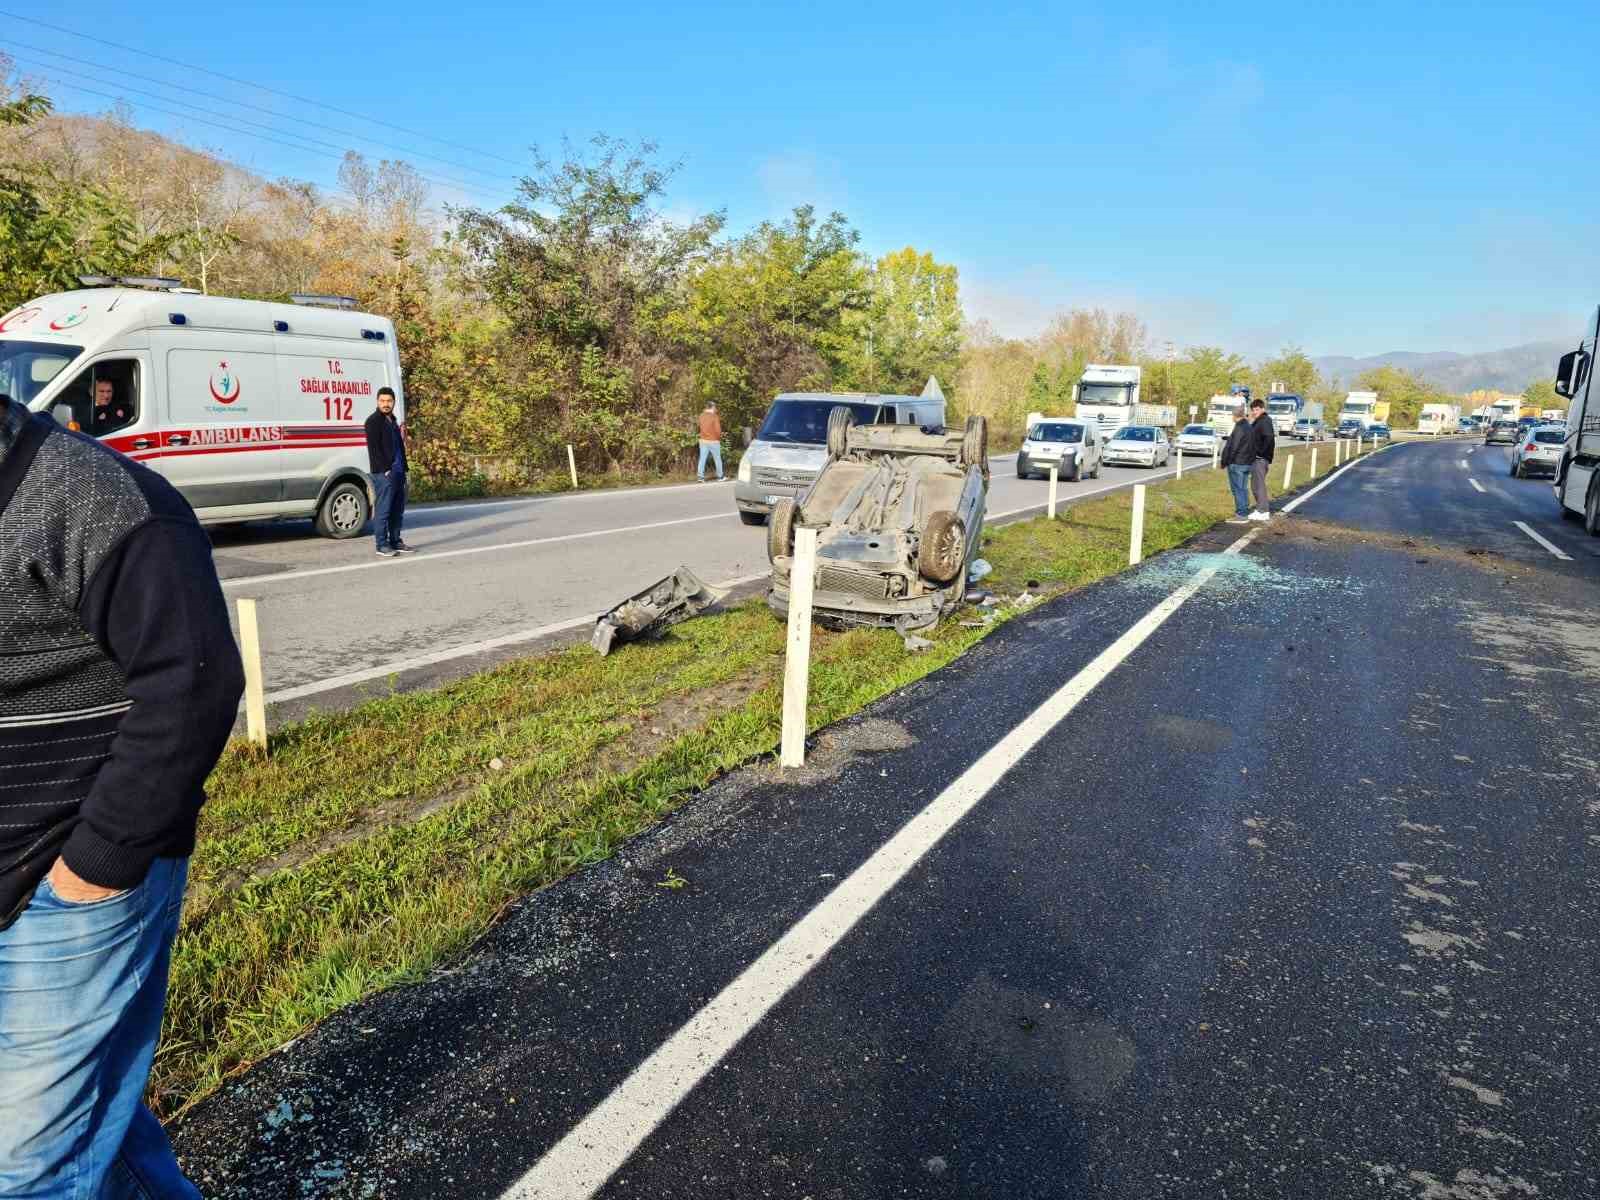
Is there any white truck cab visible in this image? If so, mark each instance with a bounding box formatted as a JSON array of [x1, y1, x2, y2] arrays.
[[0, 281, 402, 537], [1553, 306, 1600, 532]]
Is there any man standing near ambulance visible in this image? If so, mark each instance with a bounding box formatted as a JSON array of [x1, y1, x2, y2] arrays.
[[364, 387, 414, 556], [0, 392, 243, 1196]]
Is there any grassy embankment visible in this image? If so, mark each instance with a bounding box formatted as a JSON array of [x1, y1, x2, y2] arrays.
[[155, 440, 1370, 1116]]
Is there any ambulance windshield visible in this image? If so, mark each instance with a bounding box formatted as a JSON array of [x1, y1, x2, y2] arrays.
[[0, 340, 82, 408]]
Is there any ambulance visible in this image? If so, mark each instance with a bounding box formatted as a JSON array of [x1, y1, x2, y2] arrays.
[[0, 278, 404, 538]]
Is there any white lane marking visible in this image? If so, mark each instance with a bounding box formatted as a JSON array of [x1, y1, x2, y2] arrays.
[[1459, 460, 1469, 469], [1469, 478, 1486, 494], [499, 530, 1257, 1200], [1512, 521, 1573, 562], [259, 573, 771, 705], [222, 514, 731, 590]]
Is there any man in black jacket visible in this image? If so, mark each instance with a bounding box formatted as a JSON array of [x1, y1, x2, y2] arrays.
[[0, 393, 243, 1196], [1219, 405, 1257, 524], [363, 386, 413, 557], [1247, 398, 1276, 521]]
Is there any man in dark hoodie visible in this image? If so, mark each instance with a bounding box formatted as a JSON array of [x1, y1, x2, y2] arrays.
[[0, 393, 242, 1196], [1247, 397, 1276, 521], [1219, 404, 1257, 524]]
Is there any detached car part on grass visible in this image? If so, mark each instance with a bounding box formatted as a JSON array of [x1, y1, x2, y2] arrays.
[[592, 566, 726, 655], [766, 408, 989, 631]]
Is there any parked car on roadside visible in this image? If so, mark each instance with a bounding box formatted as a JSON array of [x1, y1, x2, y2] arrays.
[[1175, 422, 1222, 456], [1016, 417, 1102, 480], [1103, 425, 1171, 468], [1485, 419, 1519, 445], [766, 410, 989, 630], [1510, 425, 1565, 478]]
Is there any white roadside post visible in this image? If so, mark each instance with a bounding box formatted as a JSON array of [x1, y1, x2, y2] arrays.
[[1212, 437, 1220, 470], [780, 527, 819, 769], [1175, 439, 1183, 479], [1129, 484, 1146, 566], [236, 597, 267, 751], [566, 444, 579, 489], [1310, 445, 1319, 477], [1047, 463, 1059, 519], [1282, 453, 1295, 491]]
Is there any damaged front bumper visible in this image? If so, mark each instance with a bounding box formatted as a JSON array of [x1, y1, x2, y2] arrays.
[[592, 566, 726, 655]]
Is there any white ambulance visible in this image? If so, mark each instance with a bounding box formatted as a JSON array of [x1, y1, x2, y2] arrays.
[[0, 278, 404, 538]]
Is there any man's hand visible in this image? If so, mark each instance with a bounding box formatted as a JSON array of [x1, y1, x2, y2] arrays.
[[46, 858, 125, 903]]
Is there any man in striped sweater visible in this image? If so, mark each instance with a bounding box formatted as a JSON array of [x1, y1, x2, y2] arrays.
[[0, 394, 243, 1197]]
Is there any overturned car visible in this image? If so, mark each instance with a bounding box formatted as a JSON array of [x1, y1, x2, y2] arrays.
[[766, 408, 989, 630]]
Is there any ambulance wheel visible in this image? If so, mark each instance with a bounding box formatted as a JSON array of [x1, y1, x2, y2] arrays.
[[316, 479, 371, 539]]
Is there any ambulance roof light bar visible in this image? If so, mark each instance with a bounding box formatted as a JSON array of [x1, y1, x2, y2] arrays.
[[289, 294, 358, 310], [117, 276, 186, 290]]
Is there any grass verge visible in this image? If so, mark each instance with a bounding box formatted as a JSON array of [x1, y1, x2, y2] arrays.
[[156, 441, 1373, 1116]]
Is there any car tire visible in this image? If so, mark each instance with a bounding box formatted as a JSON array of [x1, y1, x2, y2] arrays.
[[825, 406, 855, 461], [917, 509, 965, 584], [767, 497, 797, 562], [1510, 459, 1520, 478], [314, 479, 370, 539], [960, 415, 989, 474], [739, 510, 766, 526], [1586, 480, 1600, 538]]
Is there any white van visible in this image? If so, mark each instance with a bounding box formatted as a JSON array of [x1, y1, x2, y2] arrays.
[[0, 281, 404, 538]]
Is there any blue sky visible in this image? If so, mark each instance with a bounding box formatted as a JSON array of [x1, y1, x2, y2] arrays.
[[4, 0, 1594, 358]]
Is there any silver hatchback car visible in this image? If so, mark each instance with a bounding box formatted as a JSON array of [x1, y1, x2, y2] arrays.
[[1510, 425, 1564, 478]]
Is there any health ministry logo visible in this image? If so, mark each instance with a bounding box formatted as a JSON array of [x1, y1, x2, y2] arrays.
[[209, 361, 242, 405]]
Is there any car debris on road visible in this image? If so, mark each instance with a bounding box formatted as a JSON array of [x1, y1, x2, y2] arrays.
[[592, 566, 726, 655]]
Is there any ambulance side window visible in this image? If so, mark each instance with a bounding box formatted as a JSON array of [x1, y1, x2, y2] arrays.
[[59, 359, 140, 437]]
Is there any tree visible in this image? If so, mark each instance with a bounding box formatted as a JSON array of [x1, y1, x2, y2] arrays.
[[1170, 346, 1248, 412], [673, 205, 868, 437], [1523, 378, 1559, 412], [843, 247, 962, 394], [1251, 346, 1320, 398]]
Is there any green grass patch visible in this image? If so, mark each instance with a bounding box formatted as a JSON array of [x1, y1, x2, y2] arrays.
[[154, 442, 1365, 1115]]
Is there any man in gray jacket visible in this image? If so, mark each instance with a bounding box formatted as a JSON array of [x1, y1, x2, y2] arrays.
[[0, 394, 243, 1197]]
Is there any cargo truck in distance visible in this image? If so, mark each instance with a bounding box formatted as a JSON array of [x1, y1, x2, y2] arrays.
[[1073, 363, 1176, 433], [1552, 306, 1600, 533], [1338, 391, 1389, 429], [1419, 403, 1462, 435], [1266, 393, 1305, 435]]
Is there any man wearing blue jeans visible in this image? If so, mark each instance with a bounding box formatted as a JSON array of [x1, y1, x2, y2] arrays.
[[364, 387, 414, 556], [0, 394, 244, 1197], [1219, 405, 1258, 524]]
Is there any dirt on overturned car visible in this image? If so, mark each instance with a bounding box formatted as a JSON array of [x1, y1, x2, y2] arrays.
[[766, 407, 989, 631]]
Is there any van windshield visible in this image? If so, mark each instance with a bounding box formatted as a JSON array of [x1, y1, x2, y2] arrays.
[[1030, 423, 1083, 443], [757, 400, 884, 445], [0, 340, 83, 408]]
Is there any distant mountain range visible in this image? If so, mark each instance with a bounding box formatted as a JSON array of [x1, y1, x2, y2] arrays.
[[1312, 342, 1566, 395]]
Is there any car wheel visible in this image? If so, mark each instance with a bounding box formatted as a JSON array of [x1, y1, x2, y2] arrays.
[[767, 498, 797, 562], [1510, 459, 1519, 478], [1066, 459, 1081, 483], [825, 406, 856, 461], [960, 415, 989, 474], [917, 510, 965, 583], [314, 479, 370, 539], [1586, 480, 1600, 538], [739, 510, 766, 526]]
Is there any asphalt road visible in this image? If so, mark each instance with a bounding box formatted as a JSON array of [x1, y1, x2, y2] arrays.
[[211, 448, 1214, 722], [171, 439, 1600, 1197]]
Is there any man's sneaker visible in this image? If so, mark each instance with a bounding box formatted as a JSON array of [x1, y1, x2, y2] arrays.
[[392, 542, 417, 554], [376, 547, 397, 557], [1226, 516, 1250, 524], [1248, 510, 1271, 522]]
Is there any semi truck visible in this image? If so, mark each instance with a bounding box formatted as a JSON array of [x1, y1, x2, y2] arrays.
[[1072, 363, 1176, 433], [1266, 393, 1307, 434], [1338, 391, 1388, 428]]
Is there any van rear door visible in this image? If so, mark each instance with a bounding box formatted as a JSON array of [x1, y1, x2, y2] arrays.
[[161, 339, 282, 511]]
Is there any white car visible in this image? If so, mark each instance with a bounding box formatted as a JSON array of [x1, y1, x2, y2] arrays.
[[1175, 423, 1220, 457], [1509, 424, 1564, 479], [1103, 425, 1171, 468], [1015, 417, 1102, 481]]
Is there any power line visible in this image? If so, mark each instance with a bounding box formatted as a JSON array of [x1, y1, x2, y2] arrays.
[[14, 56, 508, 204], [1, 37, 516, 184], [0, 9, 528, 170], [34, 74, 509, 207]]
